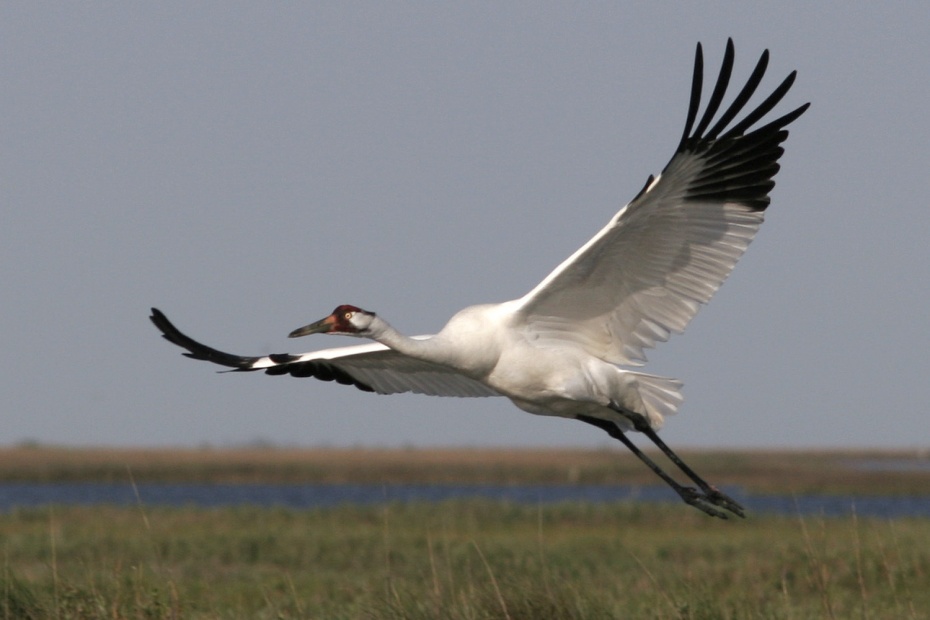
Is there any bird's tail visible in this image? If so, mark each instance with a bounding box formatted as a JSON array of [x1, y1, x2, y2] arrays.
[[618, 371, 683, 431]]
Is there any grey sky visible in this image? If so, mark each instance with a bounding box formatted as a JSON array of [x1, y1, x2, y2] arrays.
[[3, 3, 928, 449]]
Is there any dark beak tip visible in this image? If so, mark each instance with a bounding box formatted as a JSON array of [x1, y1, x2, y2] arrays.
[[288, 318, 330, 338], [288, 327, 310, 338]]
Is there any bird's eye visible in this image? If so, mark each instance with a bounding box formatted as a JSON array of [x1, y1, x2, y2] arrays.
[[344, 312, 354, 320]]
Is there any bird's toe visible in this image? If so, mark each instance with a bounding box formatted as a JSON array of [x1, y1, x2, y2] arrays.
[[703, 487, 746, 519], [679, 487, 730, 520]]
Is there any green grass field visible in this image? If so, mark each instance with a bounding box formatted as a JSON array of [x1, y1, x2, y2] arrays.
[[1, 447, 928, 618], [3, 502, 928, 619]]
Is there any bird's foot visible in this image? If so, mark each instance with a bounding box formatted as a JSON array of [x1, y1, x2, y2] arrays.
[[677, 486, 745, 520], [677, 487, 730, 520], [702, 486, 746, 519]]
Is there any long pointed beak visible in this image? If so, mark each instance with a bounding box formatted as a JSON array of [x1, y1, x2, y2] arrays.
[[288, 315, 335, 338]]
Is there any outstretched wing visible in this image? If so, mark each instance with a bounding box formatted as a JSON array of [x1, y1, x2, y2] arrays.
[[150, 308, 500, 398], [515, 39, 809, 366]]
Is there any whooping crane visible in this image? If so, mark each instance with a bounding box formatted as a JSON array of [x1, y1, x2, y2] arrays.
[[151, 40, 808, 519]]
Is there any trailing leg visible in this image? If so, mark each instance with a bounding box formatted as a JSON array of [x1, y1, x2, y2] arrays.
[[577, 414, 731, 519], [607, 403, 745, 518]]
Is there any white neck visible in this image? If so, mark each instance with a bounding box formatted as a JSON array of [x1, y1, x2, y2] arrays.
[[366, 316, 450, 365], [361, 304, 504, 378]]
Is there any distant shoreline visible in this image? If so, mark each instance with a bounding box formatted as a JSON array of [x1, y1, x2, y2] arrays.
[[1, 445, 928, 495]]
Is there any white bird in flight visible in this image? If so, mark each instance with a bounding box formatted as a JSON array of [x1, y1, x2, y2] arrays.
[[152, 39, 808, 519]]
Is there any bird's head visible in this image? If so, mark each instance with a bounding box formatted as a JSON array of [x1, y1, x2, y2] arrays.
[[288, 305, 376, 338]]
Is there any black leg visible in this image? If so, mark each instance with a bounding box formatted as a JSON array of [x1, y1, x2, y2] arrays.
[[607, 404, 745, 518], [577, 414, 732, 519]]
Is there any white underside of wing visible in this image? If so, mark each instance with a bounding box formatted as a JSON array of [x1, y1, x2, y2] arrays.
[[251, 338, 501, 398], [515, 152, 765, 366]]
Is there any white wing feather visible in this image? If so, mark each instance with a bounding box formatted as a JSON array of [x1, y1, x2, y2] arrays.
[[515, 161, 764, 366], [515, 40, 807, 366], [255, 341, 500, 397]]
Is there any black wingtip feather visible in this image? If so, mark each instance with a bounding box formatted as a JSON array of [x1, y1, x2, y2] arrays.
[[691, 38, 734, 140], [666, 41, 808, 211], [677, 42, 704, 152], [720, 70, 797, 140], [150, 307, 377, 393], [702, 48, 769, 142], [150, 307, 262, 369]]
